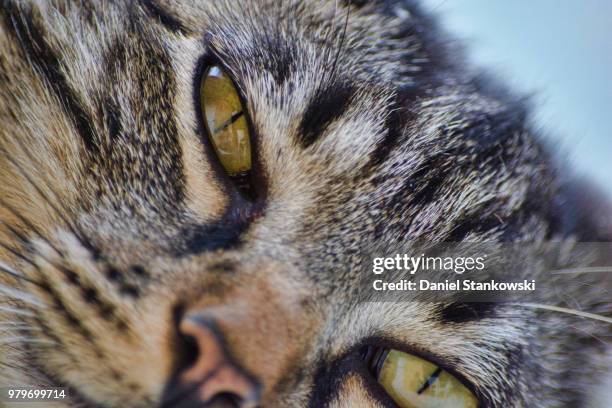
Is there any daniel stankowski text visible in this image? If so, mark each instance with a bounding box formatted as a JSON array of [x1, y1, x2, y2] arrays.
[[1, 387, 69, 402]]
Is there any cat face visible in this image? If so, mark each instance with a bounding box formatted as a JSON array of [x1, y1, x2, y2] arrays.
[[0, 1, 610, 407]]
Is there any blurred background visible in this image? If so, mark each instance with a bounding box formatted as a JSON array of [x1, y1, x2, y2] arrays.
[[422, 0, 612, 196]]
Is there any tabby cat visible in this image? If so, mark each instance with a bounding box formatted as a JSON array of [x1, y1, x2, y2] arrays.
[[0, 1, 611, 407]]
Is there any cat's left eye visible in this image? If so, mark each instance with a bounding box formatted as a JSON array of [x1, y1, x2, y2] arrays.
[[200, 65, 252, 178], [364, 347, 478, 408]]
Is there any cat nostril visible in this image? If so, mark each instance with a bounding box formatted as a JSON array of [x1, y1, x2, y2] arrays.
[[178, 331, 199, 372], [171, 315, 260, 408], [208, 392, 243, 407]]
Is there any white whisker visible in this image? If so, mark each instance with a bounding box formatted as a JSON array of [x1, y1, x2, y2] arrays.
[[0, 305, 34, 317], [550, 266, 612, 275], [0, 260, 22, 275], [0, 285, 46, 308], [566, 323, 610, 345], [0, 323, 41, 331], [512, 303, 612, 325], [0, 337, 54, 346], [0, 260, 37, 284]]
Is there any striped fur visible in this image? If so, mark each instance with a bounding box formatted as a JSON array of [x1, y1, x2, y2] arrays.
[[0, 1, 610, 407]]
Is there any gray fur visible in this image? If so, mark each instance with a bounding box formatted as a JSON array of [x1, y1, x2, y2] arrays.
[[0, 1, 610, 407]]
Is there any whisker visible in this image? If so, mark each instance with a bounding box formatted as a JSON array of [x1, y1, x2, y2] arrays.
[[328, 0, 351, 84], [550, 266, 612, 275], [0, 222, 43, 264], [308, 0, 348, 105], [0, 221, 30, 247], [0, 146, 96, 255], [0, 337, 55, 346], [0, 360, 28, 371], [0, 197, 63, 255], [0, 240, 37, 267], [0, 231, 85, 291], [512, 303, 612, 325], [0, 260, 42, 286], [0, 305, 35, 317], [0, 285, 47, 308], [566, 323, 610, 346], [0, 328, 43, 335], [0, 323, 41, 330]]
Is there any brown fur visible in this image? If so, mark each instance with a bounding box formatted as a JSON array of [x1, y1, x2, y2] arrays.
[[0, 1, 610, 407]]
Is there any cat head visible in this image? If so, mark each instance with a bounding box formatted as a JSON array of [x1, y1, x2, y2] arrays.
[[1, 1, 610, 407]]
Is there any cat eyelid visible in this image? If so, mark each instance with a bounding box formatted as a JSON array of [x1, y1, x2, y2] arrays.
[[356, 338, 484, 407]]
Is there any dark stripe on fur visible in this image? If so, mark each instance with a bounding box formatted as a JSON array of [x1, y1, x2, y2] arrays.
[[405, 159, 447, 206], [367, 104, 405, 170], [39, 275, 97, 344], [140, 0, 189, 35], [177, 214, 251, 256], [33, 316, 68, 351], [103, 97, 123, 142], [437, 302, 498, 324], [105, 265, 141, 299], [298, 81, 355, 148], [365, 85, 433, 181], [49, 265, 132, 330], [3, 3, 98, 152], [94, 30, 186, 208]]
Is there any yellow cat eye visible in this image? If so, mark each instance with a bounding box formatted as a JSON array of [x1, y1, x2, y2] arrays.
[[375, 350, 478, 408], [200, 65, 252, 176]]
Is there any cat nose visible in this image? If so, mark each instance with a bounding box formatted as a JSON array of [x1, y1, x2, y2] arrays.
[[168, 315, 261, 408]]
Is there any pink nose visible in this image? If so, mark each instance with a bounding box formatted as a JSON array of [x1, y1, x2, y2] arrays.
[[164, 315, 261, 408]]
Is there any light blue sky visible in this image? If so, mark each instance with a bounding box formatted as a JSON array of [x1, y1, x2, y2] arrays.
[[422, 0, 612, 196]]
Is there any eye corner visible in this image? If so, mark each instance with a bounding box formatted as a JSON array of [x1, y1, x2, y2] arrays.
[[361, 345, 389, 380], [359, 341, 481, 408]]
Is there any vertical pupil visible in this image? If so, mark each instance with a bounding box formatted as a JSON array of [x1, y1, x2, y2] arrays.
[[201, 66, 252, 176]]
